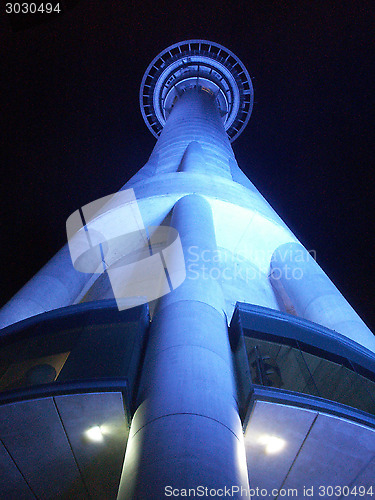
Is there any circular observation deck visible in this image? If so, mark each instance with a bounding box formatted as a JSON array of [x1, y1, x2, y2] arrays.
[[140, 40, 254, 142]]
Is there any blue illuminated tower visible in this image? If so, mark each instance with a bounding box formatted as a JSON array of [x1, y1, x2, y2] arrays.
[[0, 41, 374, 499]]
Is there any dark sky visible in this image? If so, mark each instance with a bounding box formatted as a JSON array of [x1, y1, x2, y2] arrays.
[[1, 2, 374, 332]]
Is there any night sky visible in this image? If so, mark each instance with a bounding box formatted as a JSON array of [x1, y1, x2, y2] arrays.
[[1, 2, 374, 332]]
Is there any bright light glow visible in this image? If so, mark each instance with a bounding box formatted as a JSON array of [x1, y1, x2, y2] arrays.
[[257, 434, 286, 454], [85, 426, 104, 442]]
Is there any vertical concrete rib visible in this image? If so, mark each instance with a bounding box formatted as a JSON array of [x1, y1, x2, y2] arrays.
[[0, 245, 89, 330], [117, 195, 249, 499], [178, 141, 207, 173], [152, 88, 234, 179], [271, 242, 375, 352]]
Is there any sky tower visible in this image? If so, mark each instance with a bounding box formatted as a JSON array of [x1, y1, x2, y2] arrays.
[[1, 40, 375, 499]]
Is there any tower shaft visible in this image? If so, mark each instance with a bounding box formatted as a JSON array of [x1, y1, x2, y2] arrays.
[[119, 87, 250, 497], [152, 88, 233, 178]]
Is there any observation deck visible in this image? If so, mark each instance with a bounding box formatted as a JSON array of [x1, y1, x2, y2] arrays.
[[140, 40, 254, 142]]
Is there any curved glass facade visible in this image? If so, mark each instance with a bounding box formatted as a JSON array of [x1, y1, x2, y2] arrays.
[[0, 300, 149, 412], [230, 303, 375, 423]]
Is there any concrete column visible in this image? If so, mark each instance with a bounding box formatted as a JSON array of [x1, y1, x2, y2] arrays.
[[270, 242, 375, 352], [117, 195, 249, 499], [0, 244, 89, 330]]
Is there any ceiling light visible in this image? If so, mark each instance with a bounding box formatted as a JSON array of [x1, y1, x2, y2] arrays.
[[257, 434, 286, 454], [85, 426, 104, 442]]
